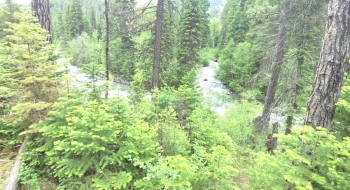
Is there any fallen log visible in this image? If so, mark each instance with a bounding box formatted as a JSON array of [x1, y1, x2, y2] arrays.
[[4, 138, 28, 190]]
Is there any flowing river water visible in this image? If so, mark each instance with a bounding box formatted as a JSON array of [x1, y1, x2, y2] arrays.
[[58, 58, 287, 124]]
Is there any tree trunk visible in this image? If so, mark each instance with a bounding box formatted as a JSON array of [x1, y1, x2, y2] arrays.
[[304, 0, 350, 130], [4, 139, 28, 190], [151, 0, 164, 89], [31, 0, 52, 44], [105, 0, 110, 99], [255, 9, 287, 133], [271, 122, 278, 154]]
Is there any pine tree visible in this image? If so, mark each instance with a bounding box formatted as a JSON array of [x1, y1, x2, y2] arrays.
[[0, 0, 20, 40], [64, 0, 84, 39], [226, 0, 250, 44], [178, 0, 209, 77], [0, 12, 61, 134], [110, 0, 136, 80]]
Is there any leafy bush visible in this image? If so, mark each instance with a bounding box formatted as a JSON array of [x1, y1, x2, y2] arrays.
[[250, 126, 350, 190], [333, 74, 350, 139], [22, 96, 160, 189], [217, 100, 264, 152], [70, 32, 100, 66], [217, 40, 260, 91]]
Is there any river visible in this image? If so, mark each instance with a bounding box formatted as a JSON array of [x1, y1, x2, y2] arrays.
[[58, 58, 287, 124]]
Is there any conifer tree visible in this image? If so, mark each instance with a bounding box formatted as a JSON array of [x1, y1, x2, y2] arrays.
[[65, 0, 84, 39], [159, 0, 181, 86], [178, 0, 209, 76], [0, 12, 61, 133], [219, 0, 234, 47], [110, 0, 136, 80], [0, 0, 20, 40], [227, 0, 250, 44]]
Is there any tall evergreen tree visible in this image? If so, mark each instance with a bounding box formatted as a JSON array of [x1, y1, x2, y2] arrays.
[[65, 0, 84, 39], [110, 0, 136, 80], [178, 0, 209, 76], [219, 0, 234, 47], [0, 0, 20, 40], [226, 0, 250, 44], [0, 12, 61, 134]]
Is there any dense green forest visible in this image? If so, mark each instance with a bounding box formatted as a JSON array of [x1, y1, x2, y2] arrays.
[[1, 0, 350, 189]]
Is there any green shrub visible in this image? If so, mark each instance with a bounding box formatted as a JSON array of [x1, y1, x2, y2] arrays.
[[333, 73, 350, 139], [250, 126, 350, 190], [217, 100, 264, 152], [217, 41, 260, 91]]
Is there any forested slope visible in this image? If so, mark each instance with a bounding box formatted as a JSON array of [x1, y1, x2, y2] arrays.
[[0, 0, 350, 189]]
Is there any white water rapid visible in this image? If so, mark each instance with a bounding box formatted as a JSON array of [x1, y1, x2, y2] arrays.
[[196, 61, 234, 115], [57, 56, 290, 124], [57, 58, 129, 97]]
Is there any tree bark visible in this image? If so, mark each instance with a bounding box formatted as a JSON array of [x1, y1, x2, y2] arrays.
[[304, 0, 350, 130], [105, 0, 110, 99], [255, 9, 287, 133], [151, 0, 164, 89], [4, 139, 28, 190], [31, 0, 52, 44]]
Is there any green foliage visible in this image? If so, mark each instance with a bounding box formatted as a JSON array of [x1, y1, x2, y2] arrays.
[[70, 32, 100, 66], [129, 69, 147, 103], [22, 96, 138, 189], [191, 145, 237, 189], [198, 48, 214, 66], [134, 155, 195, 189], [0, 1, 20, 41], [250, 126, 350, 190], [227, 0, 250, 44], [217, 100, 264, 152], [209, 18, 221, 48], [19, 166, 40, 190], [186, 106, 235, 152], [178, 0, 210, 76], [152, 84, 200, 124], [0, 11, 61, 137], [110, 35, 136, 81], [154, 107, 191, 156], [217, 41, 260, 91], [334, 73, 350, 139]]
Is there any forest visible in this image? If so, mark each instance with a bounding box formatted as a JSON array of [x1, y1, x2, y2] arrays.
[[0, 0, 350, 189]]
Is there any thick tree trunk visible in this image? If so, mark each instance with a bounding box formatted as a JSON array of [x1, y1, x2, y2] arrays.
[[31, 0, 52, 44], [105, 0, 110, 99], [152, 0, 164, 89], [304, 0, 350, 129], [4, 139, 28, 190], [255, 9, 287, 133]]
